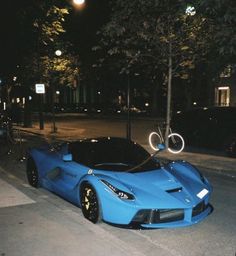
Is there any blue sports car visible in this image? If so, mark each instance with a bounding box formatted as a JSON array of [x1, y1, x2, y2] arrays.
[[26, 137, 213, 228]]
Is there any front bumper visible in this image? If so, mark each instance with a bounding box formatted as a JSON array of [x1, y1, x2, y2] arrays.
[[130, 202, 213, 229], [102, 196, 213, 229]]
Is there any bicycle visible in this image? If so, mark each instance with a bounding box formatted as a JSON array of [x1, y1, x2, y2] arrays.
[[148, 124, 185, 154]]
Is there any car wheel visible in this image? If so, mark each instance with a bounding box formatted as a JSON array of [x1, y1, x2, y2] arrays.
[[26, 158, 39, 187], [80, 183, 101, 223]]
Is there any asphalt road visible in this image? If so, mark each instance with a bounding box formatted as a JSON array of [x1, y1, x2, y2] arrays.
[[0, 115, 236, 256]]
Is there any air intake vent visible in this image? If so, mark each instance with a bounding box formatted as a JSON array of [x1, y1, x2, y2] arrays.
[[166, 187, 182, 193]]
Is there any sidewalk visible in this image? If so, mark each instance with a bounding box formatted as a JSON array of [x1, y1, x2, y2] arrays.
[[17, 123, 236, 178], [0, 167, 147, 256]]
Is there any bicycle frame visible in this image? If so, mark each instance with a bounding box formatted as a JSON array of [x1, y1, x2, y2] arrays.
[[156, 125, 174, 143], [149, 124, 185, 154]]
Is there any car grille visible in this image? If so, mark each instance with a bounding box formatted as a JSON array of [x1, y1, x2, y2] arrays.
[[132, 209, 184, 224], [192, 201, 208, 217]]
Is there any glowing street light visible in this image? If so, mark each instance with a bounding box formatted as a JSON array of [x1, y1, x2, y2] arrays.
[[64, 0, 85, 12], [73, 0, 85, 5], [55, 49, 62, 57], [73, 0, 85, 4], [72, 0, 85, 10]]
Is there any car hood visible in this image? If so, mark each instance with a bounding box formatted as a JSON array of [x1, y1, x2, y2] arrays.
[[97, 163, 210, 209]]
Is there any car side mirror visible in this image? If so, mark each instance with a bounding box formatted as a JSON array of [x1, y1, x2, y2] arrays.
[[157, 143, 165, 151], [63, 154, 72, 162]]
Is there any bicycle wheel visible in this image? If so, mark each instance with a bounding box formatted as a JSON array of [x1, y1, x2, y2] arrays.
[[148, 132, 162, 151], [168, 133, 185, 154]]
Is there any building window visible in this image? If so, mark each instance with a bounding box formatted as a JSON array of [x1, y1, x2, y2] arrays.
[[215, 86, 230, 106], [220, 65, 232, 78]]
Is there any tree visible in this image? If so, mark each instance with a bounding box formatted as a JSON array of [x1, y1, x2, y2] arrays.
[[26, 3, 71, 82], [23, 42, 79, 89], [176, 0, 236, 109], [199, 0, 236, 61], [17, 2, 81, 127], [95, 0, 209, 144]]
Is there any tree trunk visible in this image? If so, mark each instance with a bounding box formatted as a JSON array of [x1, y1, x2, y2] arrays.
[[151, 81, 159, 117], [184, 81, 192, 110], [51, 82, 57, 133], [165, 42, 172, 148]]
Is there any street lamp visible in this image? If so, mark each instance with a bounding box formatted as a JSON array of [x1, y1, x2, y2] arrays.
[[51, 50, 62, 133], [72, 0, 85, 9], [55, 49, 62, 57], [73, 0, 85, 5]]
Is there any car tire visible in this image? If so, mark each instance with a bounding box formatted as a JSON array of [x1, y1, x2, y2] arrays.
[[80, 183, 101, 223], [26, 157, 39, 188]]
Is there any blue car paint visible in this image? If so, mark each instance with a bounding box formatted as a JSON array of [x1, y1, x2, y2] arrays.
[[28, 140, 212, 228], [99, 164, 212, 226]]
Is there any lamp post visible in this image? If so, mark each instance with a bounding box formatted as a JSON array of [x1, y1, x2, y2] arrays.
[[35, 83, 45, 130], [51, 49, 62, 133], [50, 0, 85, 133], [126, 73, 131, 140]]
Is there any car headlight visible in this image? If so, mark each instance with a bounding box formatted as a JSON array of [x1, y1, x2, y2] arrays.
[[101, 180, 134, 200]]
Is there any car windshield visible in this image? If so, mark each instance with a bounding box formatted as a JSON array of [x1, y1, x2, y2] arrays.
[[68, 138, 160, 172]]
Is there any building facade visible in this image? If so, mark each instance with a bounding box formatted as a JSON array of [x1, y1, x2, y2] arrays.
[[214, 65, 236, 107]]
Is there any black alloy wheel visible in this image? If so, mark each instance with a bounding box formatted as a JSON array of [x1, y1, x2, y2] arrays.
[[80, 183, 101, 223], [26, 158, 39, 188]]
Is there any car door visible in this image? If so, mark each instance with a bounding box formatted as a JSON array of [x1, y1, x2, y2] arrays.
[[46, 159, 88, 204]]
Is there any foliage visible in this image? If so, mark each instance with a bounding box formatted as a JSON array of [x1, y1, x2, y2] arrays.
[[96, 1, 208, 79], [33, 5, 69, 46], [22, 42, 79, 89], [41, 47, 79, 88], [199, 0, 236, 60], [94, 0, 212, 134], [20, 1, 79, 89]]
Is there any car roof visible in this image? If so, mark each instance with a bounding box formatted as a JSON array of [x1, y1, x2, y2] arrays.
[[67, 137, 157, 172]]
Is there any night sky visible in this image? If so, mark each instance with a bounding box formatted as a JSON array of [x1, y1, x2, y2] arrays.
[[0, 0, 110, 79], [0, 1, 25, 76]]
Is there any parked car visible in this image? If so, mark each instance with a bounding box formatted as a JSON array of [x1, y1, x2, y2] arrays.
[[171, 107, 236, 156], [26, 137, 212, 228]]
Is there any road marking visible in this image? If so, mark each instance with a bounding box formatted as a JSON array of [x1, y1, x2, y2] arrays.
[[0, 178, 35, 208]]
